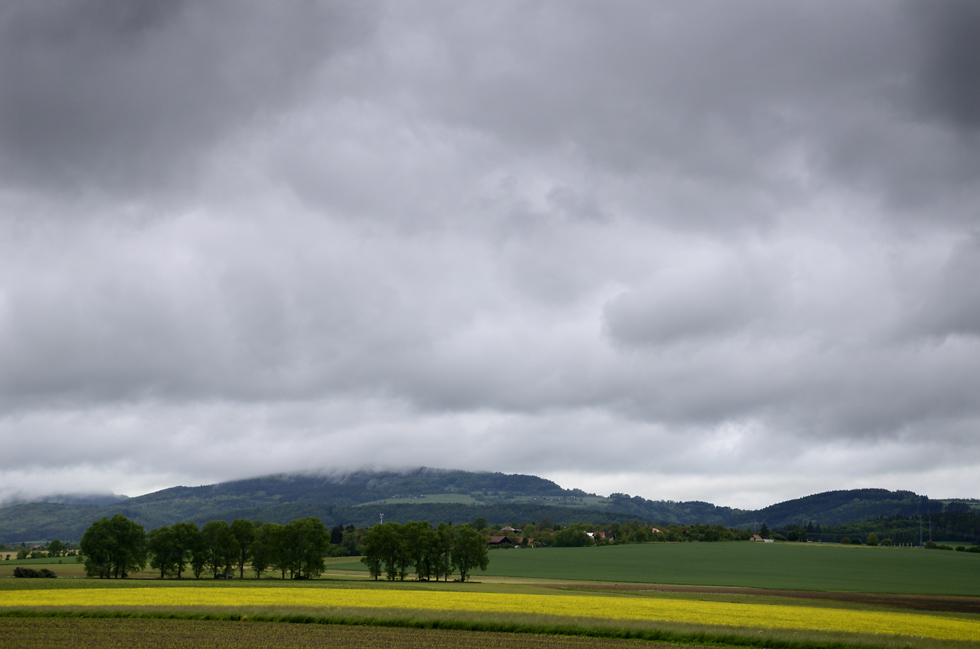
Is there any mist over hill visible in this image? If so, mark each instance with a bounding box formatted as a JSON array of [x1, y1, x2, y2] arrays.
[[0, 467, 972, 544], [0, 492, 125, 508]]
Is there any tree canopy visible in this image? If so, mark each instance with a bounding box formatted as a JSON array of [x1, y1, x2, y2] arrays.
[[360, 521, 488, 582], [80, 514, 146, 578]]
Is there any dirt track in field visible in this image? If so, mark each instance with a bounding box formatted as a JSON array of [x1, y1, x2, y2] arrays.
[[548, 583, 980, 615]]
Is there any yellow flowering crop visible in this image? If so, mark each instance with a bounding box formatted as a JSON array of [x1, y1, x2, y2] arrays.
[[2, 587, 977, 642]]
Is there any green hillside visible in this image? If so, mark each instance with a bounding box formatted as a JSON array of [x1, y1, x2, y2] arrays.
[[0, 469, 610, 542], [744, 488, 939, 528], [0, 467, 975, 544]]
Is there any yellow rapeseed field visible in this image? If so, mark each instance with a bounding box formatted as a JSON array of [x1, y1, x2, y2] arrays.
[[2, 587, 977, 642]]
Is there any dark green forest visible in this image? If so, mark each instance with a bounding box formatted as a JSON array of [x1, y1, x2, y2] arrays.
[[771, 512, 980, 546]]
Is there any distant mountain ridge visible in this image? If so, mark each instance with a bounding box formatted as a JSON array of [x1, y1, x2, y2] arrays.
[[0, 467, 972, 544]]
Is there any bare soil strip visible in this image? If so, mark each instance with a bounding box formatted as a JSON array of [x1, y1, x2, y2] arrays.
[[549, 583, 980, 615], [0, 617, 696, 649]]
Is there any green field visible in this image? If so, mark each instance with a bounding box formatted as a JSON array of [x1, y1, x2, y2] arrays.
[[333, 542, 980, 596]]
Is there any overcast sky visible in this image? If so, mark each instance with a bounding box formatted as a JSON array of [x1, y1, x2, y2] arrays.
[[2, 1, 979, 510]]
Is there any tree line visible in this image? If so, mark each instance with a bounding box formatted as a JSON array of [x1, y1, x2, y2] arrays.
[[77, 514, 490, 582], [499, 520, 757, 546], [766, 512, 980, 546], [0, 539, 75, 560], [80, 514, 332, 579], [359, 521, 488, 582]]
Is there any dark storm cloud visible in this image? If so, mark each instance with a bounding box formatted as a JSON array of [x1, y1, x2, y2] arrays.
[[0, 0, 375, 197], [361, 1, 979, 229], [908, 0, 980, 132]]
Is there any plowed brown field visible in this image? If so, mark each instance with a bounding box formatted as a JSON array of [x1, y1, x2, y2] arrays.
[[0, 617, 692, 649], [550, 583, 980, 615]]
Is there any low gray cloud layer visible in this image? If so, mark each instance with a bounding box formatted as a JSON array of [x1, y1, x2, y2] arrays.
[[1, 1, 978, 508]]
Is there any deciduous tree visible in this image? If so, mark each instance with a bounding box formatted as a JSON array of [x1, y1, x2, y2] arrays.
[[229, 519, 257, 579], [290, 517, 329, 579], [432, 522, 455, 582], [202, 520, 239, 578], [148, 525, 179, 578], [451, 526, 489, 582], [80, 514, 146, 578], [171, 522, 202, 579]]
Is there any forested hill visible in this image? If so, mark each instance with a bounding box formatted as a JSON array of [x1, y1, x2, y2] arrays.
[[125, 468, 569, 509], [0, 467, 975, 543], [742, 489, 943, 528]]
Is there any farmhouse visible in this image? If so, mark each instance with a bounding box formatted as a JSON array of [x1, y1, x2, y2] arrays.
[[488, 535, 529, 548]]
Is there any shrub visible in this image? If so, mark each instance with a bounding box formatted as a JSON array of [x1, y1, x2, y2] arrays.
[[840, 537, 851, 544], [553, 528, 593, 547], [880, 538, 893, 546], [13, 567, 56, 578]]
